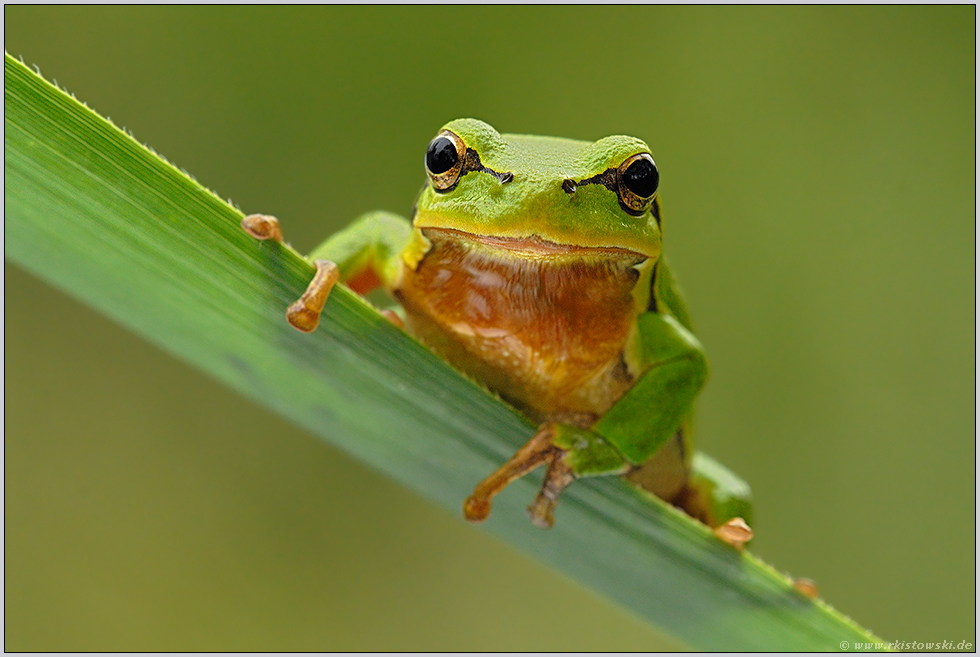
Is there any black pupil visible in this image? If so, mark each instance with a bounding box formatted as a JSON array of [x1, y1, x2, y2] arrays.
[[622, 157, 659, 198], [426, 137, 458, 175]]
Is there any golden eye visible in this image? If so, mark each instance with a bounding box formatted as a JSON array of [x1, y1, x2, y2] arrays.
[[425, 130, 467, 192], [617, 153, 659, 214]]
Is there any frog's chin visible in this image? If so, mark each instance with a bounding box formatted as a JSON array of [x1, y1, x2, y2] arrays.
[[419, 226, 646, 259]]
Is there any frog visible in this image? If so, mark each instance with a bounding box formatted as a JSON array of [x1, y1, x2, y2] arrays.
[[241, 118, 753, 536]]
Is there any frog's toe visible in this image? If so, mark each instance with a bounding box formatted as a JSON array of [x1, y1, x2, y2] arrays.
[[793, 577, 819, 599], [464, 423, 566, 526], [527, 455, 576, 528], [463, 494, 492, 523], [286, 259, 340, 332], [713, 516, 753, 550], [241, 213, 284, 242], [380, 308, 404, 329]]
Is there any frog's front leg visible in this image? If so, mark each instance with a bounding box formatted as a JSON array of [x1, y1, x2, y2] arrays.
[[595, 313, 752, 541], [242, 211, 412, 331], [464, 422, 630, 528]]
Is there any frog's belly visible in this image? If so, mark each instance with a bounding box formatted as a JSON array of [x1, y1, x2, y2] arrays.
[[394, 229, 644, 425]]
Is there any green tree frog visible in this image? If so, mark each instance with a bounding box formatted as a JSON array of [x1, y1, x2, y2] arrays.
[[242, 119, 752, 535]]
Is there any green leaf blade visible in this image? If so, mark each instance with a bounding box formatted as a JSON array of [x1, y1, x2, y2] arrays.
[[4, 53, 884, 651]]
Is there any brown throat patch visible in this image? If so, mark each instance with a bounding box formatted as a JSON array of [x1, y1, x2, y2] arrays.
[[395, 228, 646, 422]]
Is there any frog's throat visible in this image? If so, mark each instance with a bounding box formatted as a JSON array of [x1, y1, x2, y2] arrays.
[[416, 226, 648, 261], [395, 227, 649, 421]]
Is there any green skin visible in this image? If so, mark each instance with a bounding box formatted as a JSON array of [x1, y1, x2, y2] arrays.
[[301, 118, 751, 527]]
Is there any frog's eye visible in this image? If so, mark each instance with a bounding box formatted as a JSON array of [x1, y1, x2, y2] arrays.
[[425, 130, 466, 192], [617, 153, 659, 213]]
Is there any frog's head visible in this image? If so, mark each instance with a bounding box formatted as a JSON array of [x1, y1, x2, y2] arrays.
[[414, 118, 662, 259]]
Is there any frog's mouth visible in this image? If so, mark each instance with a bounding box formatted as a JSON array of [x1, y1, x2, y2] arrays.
[[421, 227, 646, 260]]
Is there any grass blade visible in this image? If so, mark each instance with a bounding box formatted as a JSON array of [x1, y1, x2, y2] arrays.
[[4, 53, 884, 650]]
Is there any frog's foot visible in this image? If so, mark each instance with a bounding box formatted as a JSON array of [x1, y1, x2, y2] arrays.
[[240, 214, 341, 333], [241, 213, 284, 242], [464, 422, 575, 529], [793, 577, 819, 599], [713, 516, 753, 550], [285, 259, 340, 333], [380, 308, 404, 329], [526, 455, 576, 528]]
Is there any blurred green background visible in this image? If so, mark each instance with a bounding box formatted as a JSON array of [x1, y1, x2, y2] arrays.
[[4, 6, 974, 650]]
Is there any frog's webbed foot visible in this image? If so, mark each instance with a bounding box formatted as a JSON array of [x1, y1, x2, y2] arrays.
[[241, 214, 340, 333], [464, 422, 575, 529]]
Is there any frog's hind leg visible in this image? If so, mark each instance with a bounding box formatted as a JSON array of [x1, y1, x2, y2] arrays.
[[666, 451, 753, 543], [242, 211, 412, 332], [686, 451, 753, 529], [624, 430, 691, 512], [625, 436, 753, 532]]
